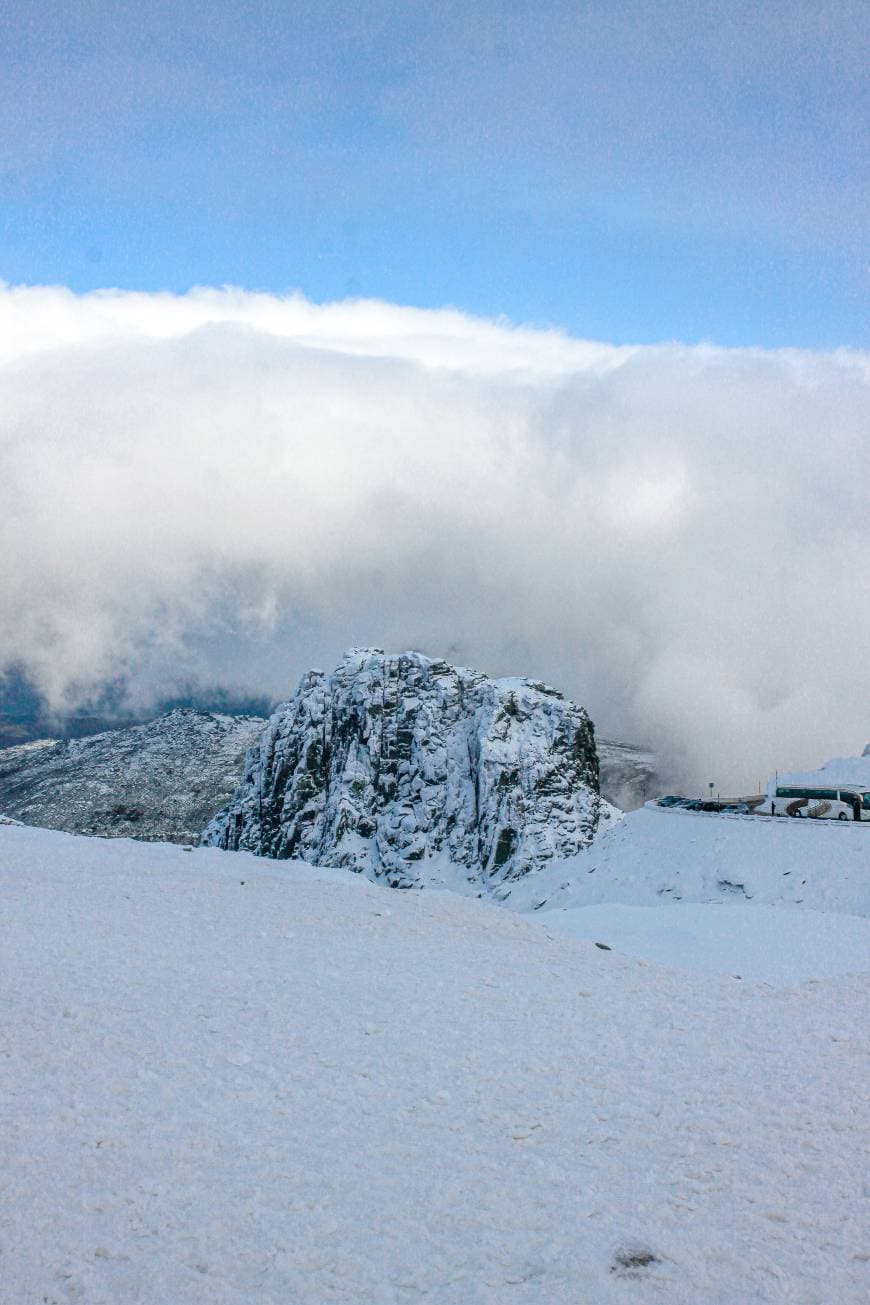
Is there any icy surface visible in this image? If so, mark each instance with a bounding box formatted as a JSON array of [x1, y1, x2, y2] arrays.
[[204, 649, 607, 888], [0, 709, 265, 844], [2, 822, 869, 1304], [501, 803, 870, 917]]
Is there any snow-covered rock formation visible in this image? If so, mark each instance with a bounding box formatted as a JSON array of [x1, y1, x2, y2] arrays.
[[203, 649, 609, 888], [0, 709, 265, 844]]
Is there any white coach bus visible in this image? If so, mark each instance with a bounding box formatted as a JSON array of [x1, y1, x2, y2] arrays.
[[771, 785, 870, 821]]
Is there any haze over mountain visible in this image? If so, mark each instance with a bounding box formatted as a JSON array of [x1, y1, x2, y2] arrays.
[[1, 287, 867, 792]]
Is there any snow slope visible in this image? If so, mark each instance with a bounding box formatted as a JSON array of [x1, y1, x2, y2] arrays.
[[2, 823, 868, 1305], [501, 803, 870, 917]]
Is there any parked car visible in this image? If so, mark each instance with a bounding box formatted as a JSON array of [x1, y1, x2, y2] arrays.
[[657, 795, 686, 807], [720, 803, 750, 814]]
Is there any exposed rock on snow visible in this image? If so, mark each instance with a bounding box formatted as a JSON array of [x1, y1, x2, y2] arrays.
[[204, 649, 609, 888], [0, 709, 265, 844]]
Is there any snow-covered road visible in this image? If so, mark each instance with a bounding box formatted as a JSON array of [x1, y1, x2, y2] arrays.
[[2, 825, 868, 1303]]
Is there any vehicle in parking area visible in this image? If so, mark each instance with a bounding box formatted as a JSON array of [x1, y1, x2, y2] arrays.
[[657, 795, 686, 807], [720, 803, 750, 814], [771, 786, 870, 821]]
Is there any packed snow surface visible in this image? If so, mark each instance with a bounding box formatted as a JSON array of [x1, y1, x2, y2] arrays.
[[535, 902, 870, 983], [2, 823, 868, 1304]]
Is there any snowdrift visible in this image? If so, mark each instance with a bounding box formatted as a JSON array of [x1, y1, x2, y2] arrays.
[[2, 823, 868, 1304]]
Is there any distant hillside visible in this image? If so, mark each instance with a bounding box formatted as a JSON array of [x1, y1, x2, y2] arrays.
[[0, 709, 265, 844]]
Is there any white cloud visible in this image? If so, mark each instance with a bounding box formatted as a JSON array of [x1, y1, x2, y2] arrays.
[[1, 284, 867, 788]]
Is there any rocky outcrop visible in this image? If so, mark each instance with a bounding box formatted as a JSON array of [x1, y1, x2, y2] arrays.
[[0, 709, 265, 844], [203, 649, 610, 889]]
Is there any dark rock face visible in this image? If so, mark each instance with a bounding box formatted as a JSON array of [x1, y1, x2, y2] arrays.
[[203, 649, 608, 889], [0, 709, 265, 844]]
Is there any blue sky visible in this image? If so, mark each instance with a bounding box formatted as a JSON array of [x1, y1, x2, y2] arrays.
[[1, 0, 866, 347]]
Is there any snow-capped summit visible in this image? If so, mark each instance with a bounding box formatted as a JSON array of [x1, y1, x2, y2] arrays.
[[203, 649, 611, 888]]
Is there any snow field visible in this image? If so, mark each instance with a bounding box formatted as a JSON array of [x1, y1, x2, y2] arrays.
[[502, 803, 870, 917], [532, 901, 870, 983], [2, 825, 869, 1304]]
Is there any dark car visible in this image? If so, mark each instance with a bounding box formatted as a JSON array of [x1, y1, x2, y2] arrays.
[[657, 795, 687, 807], [721, 803, 750, 814]]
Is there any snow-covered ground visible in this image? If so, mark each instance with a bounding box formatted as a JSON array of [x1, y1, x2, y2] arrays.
[[532, 901, 870, 983], [501, 803, 870, 916], [2, 823, 868, 1304], [503, 804, 870, 982]]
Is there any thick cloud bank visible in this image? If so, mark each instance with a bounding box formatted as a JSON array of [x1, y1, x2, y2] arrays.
[[1, 284, 867, 788]]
